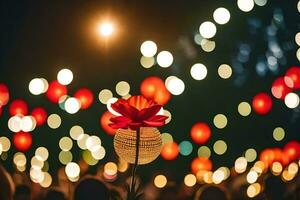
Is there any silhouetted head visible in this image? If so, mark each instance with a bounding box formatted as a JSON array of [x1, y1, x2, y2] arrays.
[[197, 186, 228, 200], [44, 189, 66, 200], [265, 176, 285, 200], [0, 165, 15, 200], [14, 185, 30, 200], [74, 177, 110, 200]]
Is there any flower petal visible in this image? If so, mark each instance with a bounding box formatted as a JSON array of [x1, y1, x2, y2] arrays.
[[138, 105, 162, 120]]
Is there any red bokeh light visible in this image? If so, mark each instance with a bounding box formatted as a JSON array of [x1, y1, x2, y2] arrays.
[[31, 107, 48, 126], [100, 111, 117, 136], [161, 142, 179, 160], [191, 157, 213, 174], [9, 99, 28, 116], [285, 66, 300, 89], [190, 123, 211, 144], [13, 132, 32, 152], [271, 77, 291, 99], [252, 93, 272, 115], [0, 83, 9, 106], [74, 88, 94, 109], [46, 81, 67, 103]]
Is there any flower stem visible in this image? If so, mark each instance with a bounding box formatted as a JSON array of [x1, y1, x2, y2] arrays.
[[130, 127, 140, 199]]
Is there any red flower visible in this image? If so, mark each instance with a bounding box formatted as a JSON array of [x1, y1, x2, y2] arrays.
[[109, 95, 168, 130]]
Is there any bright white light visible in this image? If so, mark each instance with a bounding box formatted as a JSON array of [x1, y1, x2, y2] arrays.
[[99, 22, 114, 37], [140, 41, 157, 57], [199, 21, 217, 39], [237, 0, 255, 12], [213, 8, 231, 25], [107, 97, 122, 116], [165, 76, 185, 95], [157, 51, 173, 68], [247, 171, 258, 184], [254, 0, 267, 6], [8, 116, 22, 132], [91, 146, 106, 160], [29, 78, 45, 95], [190, 63, 207, 80], [284, 93, 300, 109], [86, 136, 101, 152], [65, 97, 81, 114], [65, 162, 80, 178], [20, 116, 36, 132], [57, 69, 73, 85]]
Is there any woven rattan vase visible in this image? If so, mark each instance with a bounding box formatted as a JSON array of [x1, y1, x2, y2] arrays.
[[114, 127, 162, 165]]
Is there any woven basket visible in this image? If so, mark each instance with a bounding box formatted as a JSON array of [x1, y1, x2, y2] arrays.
[[114, 127, 162, 165]]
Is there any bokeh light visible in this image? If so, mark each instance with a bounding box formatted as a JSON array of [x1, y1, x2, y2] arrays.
[[184, 174, 197, 187], [161, 133, 173, 145], [213, 140, 227, 155], [0, 137, 11, 152], [157, 51, 173, 68], [165, 76, 185, 95], [201, 39, 216, 52], [28, 78, 46, 95], [246, 171, 258, 184], [235, 157, 248, 173], [47, 114, 61, 129], [70, 125, 84, 140], [65, 162, 80, 180], [59, 151, 73, 165], [35, 147, 49, 162], [245, 148, 257, 162], [273, 127, 285, 141], [57, 68, 73, 85], [213, 114, 228, 129], [247, 183, 261, 198], [104, 162, 118, 176], [154, 175, 167, 188], [254, 0, 267, 6], [115, 81, 130, 96], [65, 97, 81, 114], [213, 7, 230, 25], [198, 146, 211, 158], [237, 0, 255, 12], [179, 141, 193, 156], [98, 22, 114, 37], [238, 102, 252, 117], [59, 137, 73, 151], [98, 89, 113, 104], [140, 56, 155, 68], [190, 63, 207, 80], [140, 41, 157, 57], [199, 21, 217, 39], [218, 64, 233, 79], [284, 92, 299, 109]]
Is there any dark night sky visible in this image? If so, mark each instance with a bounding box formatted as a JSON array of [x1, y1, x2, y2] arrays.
[[0, 0, 299, 182]]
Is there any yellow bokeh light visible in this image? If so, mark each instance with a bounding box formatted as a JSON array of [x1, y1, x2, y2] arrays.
[[273, 127, 285, 141], [47, 114, 61, 129], [77, 134, 89, 150], [35, 147, 49, 162], [115, 81, 130, 96], [295, 32, 300, 46], [104, 162, 118, 176], [212, 169, 225, 184], [245, 148, 257, 162], [203, 171, 213, 184], [161, 133, 173, 145], [98, 89, 113, 104], [59, 137, 73, 151], [198, 146, 211, 158], [235, 157, 248, 174], [190, 63, 207, 80], [288, 163, 299, 175], [70, 125, 84, 140], [154, 175, 167, 188], [238, 0, 255, 12], [184, 174, 197, 187], [297, 48, 300, 61], [282, 169, 295, 182], [140, 41, 157, 57], [271, 161, 283, 176], [40, 172, 52, 188], [213, 7, 231, 25], [201, 39, 216, 52], [31, 156, 44, 170], [0, 137, 11, 152], [247, 183, 261, 198], [118, 159, 129, 173], [59, 151, 73, 165], [83, 150, 99, 166], [140, 56, 155, 69], [91, 146, 106, 160], [199, 21, 217, 39], [218, 64, 233, 79], [246, 171, 258, 184], [238, 102, 251, 117], [213, 140, 227, 155], [213, 114, 228, 129], [86, 135, 101, 152], [13, 152, 26, 167]]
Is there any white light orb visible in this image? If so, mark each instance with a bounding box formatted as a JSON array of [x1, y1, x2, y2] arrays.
[[165, 76, 185, 95], [8, 116, 22, 132], [199, 21, 217, 39], [213, 7, 231, 25], [254, 0, 267, 6], [35, 147, 49, 161], [98, 22, 114, 37], [140, 41, 158, 57], [29, 78, 45, 95], [237, 0, 255, 12], [91, 146, 106, 160], [20, 116, 36, 132], [86, 136, 101, 152], [190, 63, 207, 80], [65, 97, 81, 114], [65, 162, 80, 178], [157, 51, 173, 68], [57, 69, 73, 85], [284, 93, 300, 109], [98, 89, 113, 104], [70, 125, 84, 140]]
